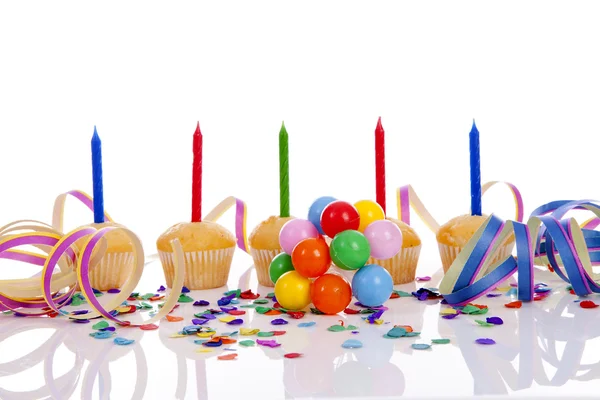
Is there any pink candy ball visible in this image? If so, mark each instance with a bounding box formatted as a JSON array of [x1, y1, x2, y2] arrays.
[[364, 220, 403, 260], [279, 219, 320, 255]]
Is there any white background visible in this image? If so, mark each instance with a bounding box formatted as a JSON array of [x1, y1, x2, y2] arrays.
[[2, 1, 600, 399]]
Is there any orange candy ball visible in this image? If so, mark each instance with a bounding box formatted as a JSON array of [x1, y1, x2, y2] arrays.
[[291, 237, 331, 278], [311, 274, 352, 315]]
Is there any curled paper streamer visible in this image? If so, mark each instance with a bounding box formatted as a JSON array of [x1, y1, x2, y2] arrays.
[[396, 181, 524, 232], [439, 200, 600, 306], [204, 196, 249, 253]]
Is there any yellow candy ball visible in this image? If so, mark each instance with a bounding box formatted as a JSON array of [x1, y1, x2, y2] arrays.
[[274, 271, 312, 311], [354, 200, 385, 232]]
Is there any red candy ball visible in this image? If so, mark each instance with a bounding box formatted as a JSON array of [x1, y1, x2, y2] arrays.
[[291, 237, 331, 278], [311, 274, 352, 315], [320, 200, 360, 238]]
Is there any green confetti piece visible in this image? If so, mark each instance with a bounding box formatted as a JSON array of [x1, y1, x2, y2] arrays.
[[266, 292, 275, 298], [383, 334, 396, 339], [386, 327, 407, 338], [327, 325, 346, 332], [239, 340, 255, 347], [471, 308, 489, 315], [475, 320, 494, 327], [412, 343, 431, 350], [141, 293, 155, 300], [359, 309, 376, 314], [224, 289, 242, 298], [2, 310, 13, 315], [140, 302, 153, 309], [393, 290, 412, 297], [130, 292, 139, 298], [158, 302, 165, 309], [253, 299, 269, 304], [310, 308, 325, 315], [255, 306, 272, 314], [240, 304, 257, 308], [461, 305, 480, 314], [404, 332, 421, 337], [432, 338, 451, 344], [94, 292, 104, 297], [71, 297, 85, 307], [346, 325, 358, 331], [257, 331, 275, 337], [178, 294, 194, 303], [92, 321, 109, 330]]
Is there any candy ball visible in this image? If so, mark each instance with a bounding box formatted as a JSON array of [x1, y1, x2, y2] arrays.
[[354, 200, 385, 232], [308, 196, 337, 235], [320, 200, 360, 238], [274, 271, 312, 310], [330, 230, 370, 270], [363, 220, 403, 260], [311, 273, 352, 315], [269, 252, 295, 284], [291, 237, 331, 278], [279, 218, 320, 255], [351, 264, 393, 307]]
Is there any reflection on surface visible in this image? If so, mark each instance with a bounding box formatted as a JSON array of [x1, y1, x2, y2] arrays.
[[0, 268, 599, 398]]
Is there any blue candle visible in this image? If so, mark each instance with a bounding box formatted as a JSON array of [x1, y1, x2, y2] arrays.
[[91, 126, 105, 223], [469, 120, 482, 216]]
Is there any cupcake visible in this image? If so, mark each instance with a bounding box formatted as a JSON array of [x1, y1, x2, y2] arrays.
[[248, 215, 294, 287], [78, 221, 135, 291], [436, 214, 515, 273], [368, 217, 422, 284], [157, 221, 235, 290]]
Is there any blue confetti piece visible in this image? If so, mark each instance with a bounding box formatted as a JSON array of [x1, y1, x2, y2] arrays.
[[192, 318, 210, 325], [107, 288, 121, 294], [90, 331, 114, 339], [271, 318, 288, 325], [486, 293, 502, 298], [486, 317, 504, 325], [182, 286, 190, 293], [411, 343, 431, 350], [227, 318, 244, 325], [194, 339, 208, 345], [72, 319, 90, 324], [194, 300, 210, 306], [157, 285, 166, 292], [101, 326, 116, 332], [342, 339, 363, 349], [203, 340, 223, 347], [230, 299, 240, 304], [506, 288, 518, 297], [114, 337, 134, 346], [298, 321, 316, 328]]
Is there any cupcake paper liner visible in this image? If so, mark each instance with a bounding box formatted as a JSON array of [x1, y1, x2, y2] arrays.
[[438, 242, 515, 274], [368, 245, 422, 285], [159, 247, 235, 290], [88, 251, 135, 291], [250, 248, 282, 287]]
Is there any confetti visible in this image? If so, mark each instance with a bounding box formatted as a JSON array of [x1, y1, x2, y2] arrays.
[[239, 340, 255, 347], [114, 337, 135, 345], [298, 322, 316, 328], [227, 310, 246, 316], [580, 300, 599, 309], [271, 318, 288, 325], [178, 294, 194, 303], [256, 339, 281, 348], [227, 319, 244, 325], [71, 309, 89, 315], [181, 286, 190, 293], [194, 300, 210, 307], [486, 293, 502, 298], [344, 308, 360, 314], [218, 353, 238, 360], [392, 290, 412, 297], [474, 320, 494, 327], [203, 339, 223, 347], [286, 311, 305, 319], [240, 304, 257, 309], [196, 348, 213, 353], [271, 330, 286, 336], [240, 328, 260, 336], [253, 299, 269, 305], [218, 316, 236, 323], [284, 353, 303, 359], [412, 343, 431, 350], [240, 290, 260, 300], [139, 302, 153, 309], [257, 331, 275, 337], [170, 333, 189, 338], [432, 338, 450, 344], [486, 317, 504, 325], [140, 324, 159, 331], [416, 276, 431, 282], [100, 326, 116, 332], [266, 292, 275, 298], [92, 321, 109, 330], [264, 310, 282, 316], [107, 288, 121, 294], [442, 313, 459, 320], [157, 285, 166, 292], [310, 308, 325, 315], [342, 339, 363, 349], [476, 338, 496, 345], [504, 301, 522, 308], [255, 306, 271, 314], [90, 331, 114, 339], [197, 331, 216, 338], [440, 308, 458, 316], [165, 315, 184, 322], [72, 319, 90, 324], [196, 312, 216, 320]]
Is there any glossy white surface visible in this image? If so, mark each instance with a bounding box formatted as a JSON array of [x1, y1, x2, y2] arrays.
[[1, 258, 600, 400]]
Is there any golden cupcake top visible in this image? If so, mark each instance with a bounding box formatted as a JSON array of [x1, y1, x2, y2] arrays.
[[249, 215, 294, 250], [436, 214, 491, 247], [78, 221, 134, 253], [157, 221, 235, 252], [386, 217, 421, 248]]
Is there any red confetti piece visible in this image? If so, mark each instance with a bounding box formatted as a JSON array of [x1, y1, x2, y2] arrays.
[[504, 301, 522, 309], [165, 315, 184, 322], [140, 323, 159, 330], [472, 304, 488, 310], [271, 330, 286, 336], [127, 297, 137, 301], [240, 290, 260, 300], [569, 289, 576, 295], [227, 310, 246, 316], [389, 292, 400, 299], [265, 310, 282, 316], [120, 305, 137, 314], [580, 300, 599, 309], [284, 353, 302, 359], [273, 302, 282, 309], [547, 264, 554, 273], [344, 308, 360, 314], [218, 353, 238, 360], [48, 311, 59, 318], [286, 311, 305, 319]]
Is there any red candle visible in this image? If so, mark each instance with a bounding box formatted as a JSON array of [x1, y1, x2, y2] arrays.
[[192, 122, 203, 222], [375, 117, 386, 213]]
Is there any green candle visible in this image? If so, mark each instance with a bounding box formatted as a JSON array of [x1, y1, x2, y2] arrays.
[[279, 121, 290, 217]]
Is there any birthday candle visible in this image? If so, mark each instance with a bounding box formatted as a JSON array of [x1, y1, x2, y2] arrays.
[[192, 122, 203, 222], [91, 126, 105, 223], [470, 120, 482, 216], [375, 117, 386, 213], [279, 122, 290, 217]]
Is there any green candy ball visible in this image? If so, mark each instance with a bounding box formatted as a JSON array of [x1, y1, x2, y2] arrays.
[[330, 230, 371, 270], [269, 252, 295, 284]]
